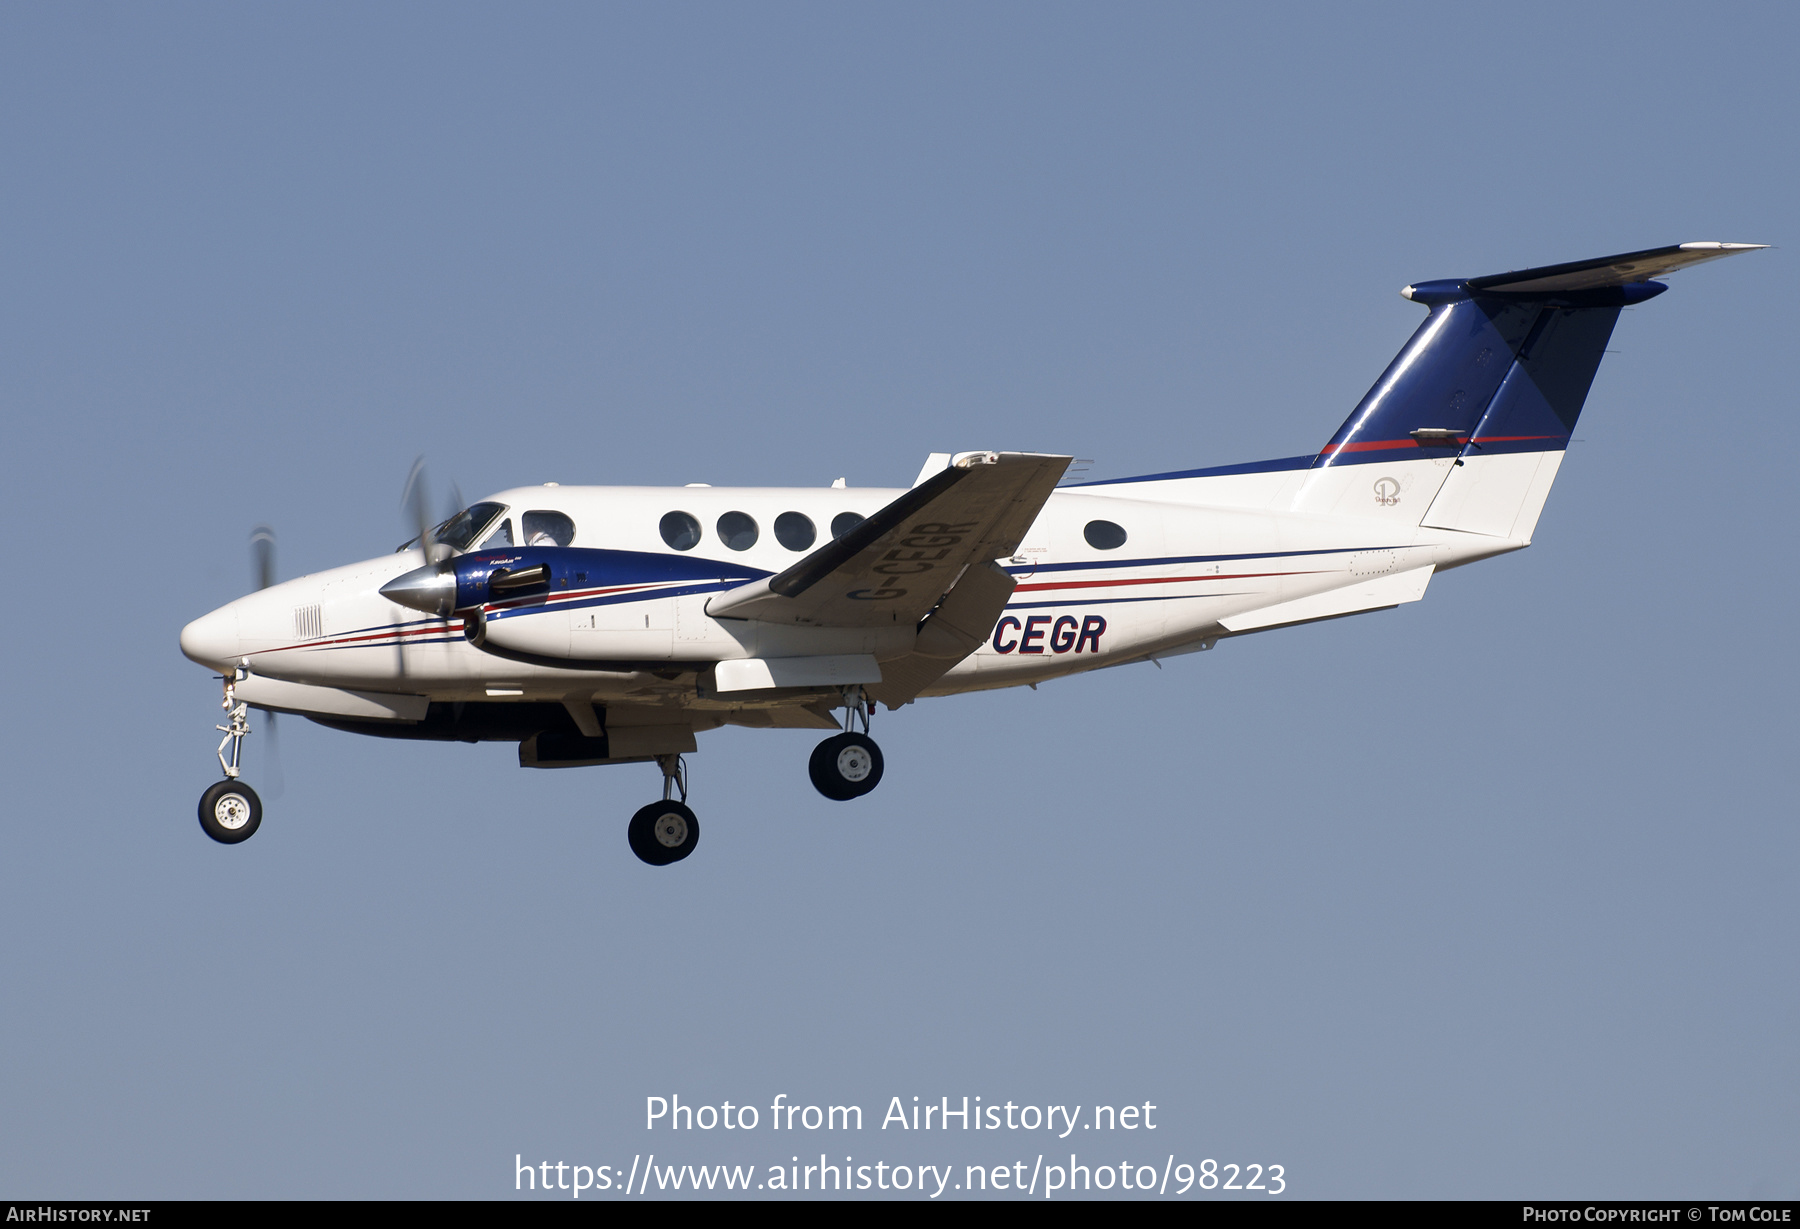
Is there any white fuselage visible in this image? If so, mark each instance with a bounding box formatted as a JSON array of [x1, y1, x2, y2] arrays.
[[180, 458, 1526, 715]]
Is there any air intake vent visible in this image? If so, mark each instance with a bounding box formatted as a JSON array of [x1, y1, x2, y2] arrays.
[[294, 604, 323, 640]]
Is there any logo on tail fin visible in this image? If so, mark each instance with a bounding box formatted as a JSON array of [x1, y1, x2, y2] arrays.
[[1373, 477, 1401, 506]]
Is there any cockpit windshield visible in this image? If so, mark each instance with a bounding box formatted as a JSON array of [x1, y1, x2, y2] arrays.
[[397, 501, 506, 554]]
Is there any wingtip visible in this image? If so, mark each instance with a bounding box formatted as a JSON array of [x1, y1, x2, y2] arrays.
[[1678, 241, 1769, 252]]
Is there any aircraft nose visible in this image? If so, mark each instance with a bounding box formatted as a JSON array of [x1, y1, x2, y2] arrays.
[[179, 605, 241, 670]]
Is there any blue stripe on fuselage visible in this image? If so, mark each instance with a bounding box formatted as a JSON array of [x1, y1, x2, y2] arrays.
[[458, 546, 770, 613], [1008, 545, 1409, 577], [1063, 454, 1317, 487]]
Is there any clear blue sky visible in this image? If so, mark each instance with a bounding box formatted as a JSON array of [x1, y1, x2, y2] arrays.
[[2, 1, 1794, 1199]]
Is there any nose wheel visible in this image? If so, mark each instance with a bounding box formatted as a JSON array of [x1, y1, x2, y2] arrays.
[[199, 779, 263, 844], [199, 668, 266, 844]]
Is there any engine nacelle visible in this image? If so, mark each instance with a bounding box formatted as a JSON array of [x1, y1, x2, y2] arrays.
[[386, 546, 921, 664], [382, 546, 766, 617]]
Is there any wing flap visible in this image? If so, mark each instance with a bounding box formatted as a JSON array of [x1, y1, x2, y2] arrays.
[[866, 560, 1017, 709]]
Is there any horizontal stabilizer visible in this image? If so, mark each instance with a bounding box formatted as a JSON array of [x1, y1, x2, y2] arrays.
[[1454, 241, 1766, 296]]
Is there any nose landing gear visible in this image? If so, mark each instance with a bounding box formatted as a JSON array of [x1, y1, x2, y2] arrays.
[[199, 668, 264, 844], [809, 686, 884, 801], [199, 778, 262, 844]]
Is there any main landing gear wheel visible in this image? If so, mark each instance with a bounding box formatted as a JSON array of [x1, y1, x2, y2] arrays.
[[199, 779, 262, 844], [629, 800, 699, 866], [809, 732, 884, 801]]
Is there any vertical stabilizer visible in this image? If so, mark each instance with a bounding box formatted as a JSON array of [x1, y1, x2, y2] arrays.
[[1419, 305, 1618, 539], [1290, 242, 1763, 536]]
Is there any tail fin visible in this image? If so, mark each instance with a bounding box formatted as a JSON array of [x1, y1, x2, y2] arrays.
[[1289, 242, 1764, 535]]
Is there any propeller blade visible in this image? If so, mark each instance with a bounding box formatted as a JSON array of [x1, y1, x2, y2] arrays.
[[393, 458, 469, 676], [400, 455, 427, 525], [396, 456, 444, 678], [401, 455, 441, 565], [251, 525, 277, 591]]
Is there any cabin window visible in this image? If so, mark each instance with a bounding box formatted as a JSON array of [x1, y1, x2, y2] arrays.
[[1083, 519, 1127, 550], [831, 511, 865, 539], [403, 501, 506, 553], [660, 511, 702, 551], [774, 511, 816, 551], [717, 511, 759, 551], [522, 510, 575, 547]]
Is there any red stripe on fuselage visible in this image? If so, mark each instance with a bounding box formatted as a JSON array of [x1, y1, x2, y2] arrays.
[[246, 620, 452, 656], [1318, 434, 1560, 455], [1013, 570, 1321, 594]]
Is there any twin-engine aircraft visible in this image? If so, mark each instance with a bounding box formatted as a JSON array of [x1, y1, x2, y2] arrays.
[[181, 241, 1763, 864]]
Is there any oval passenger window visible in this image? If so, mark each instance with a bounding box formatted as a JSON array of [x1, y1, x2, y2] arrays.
[[717, 511, 759, 551], [522, 510, 576, 547], [830, 512, 865, 539], [774, 511, 816, 551], [1083, 519, 1128, 550], [660, 511, 702, 551]]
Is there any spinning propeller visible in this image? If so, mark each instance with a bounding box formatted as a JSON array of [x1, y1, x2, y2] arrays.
[[389, 457, 465, 676], [247, 524, 284, 798], [400, 456, 453, 567], [251, 524, 277, 592]]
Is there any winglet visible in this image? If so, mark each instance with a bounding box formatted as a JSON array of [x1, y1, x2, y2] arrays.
[[913, 453, 953, 487]]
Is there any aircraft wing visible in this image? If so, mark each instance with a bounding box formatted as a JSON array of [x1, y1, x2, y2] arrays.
[[707, 451, 1071, 628]]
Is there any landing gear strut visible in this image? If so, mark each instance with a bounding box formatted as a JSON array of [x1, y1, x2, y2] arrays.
[[199, 668, 263, 844], [809, 685, 884, 801], [628, 754, 700, 866]]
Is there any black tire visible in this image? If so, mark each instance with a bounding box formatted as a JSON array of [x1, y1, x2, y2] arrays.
[[628, 800, 700, 866], [808, 732, 884, 801], [198, 779, 262, 844]]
